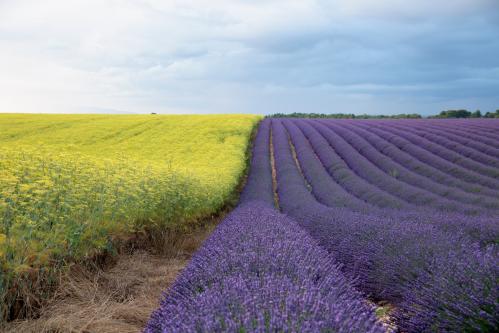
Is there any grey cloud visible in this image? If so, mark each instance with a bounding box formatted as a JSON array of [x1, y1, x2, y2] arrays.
[[0, 0, 497, 115]]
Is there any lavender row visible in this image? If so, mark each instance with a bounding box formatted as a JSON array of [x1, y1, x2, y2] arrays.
[[287, 119, 499, 241], [357, 120, 499, 178], [306, 120, 486, 213], [358, 121, 499, 181], [272, 119, 498, 332], [338, 121, 499, 198], [145, 202, 384, 333], [239, 119, 275, 206], [289, 120, 408, 209], [145, 120, 382, 332], [315, 120, 499, 211], [453, 119, 499, 130], [422, 121, 499, 157], [428, 119, 499, 137], [386, 121, 499, 167], [442, 120, 499, 143], [416, 120, 499, 147], [391, 120, 499, 161], [276, 119, 498, 243], [281, 120, 375, 212], [353, 122, 499, 190]]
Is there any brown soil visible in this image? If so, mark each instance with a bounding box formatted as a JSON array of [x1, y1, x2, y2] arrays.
[[286, 127, 313, 192], [269, 125, 280, 209], [2, 224, 216, 333]]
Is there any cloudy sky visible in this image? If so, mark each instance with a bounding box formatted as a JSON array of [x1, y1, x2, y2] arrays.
[[1, 0, 498, 115]]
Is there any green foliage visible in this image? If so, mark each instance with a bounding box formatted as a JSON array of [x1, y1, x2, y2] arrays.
[[430, 109, 499, 119], [267, 112, 422, 119], [484, 110, 499, 118], [268, 110, 499, 119], [433, 109, 475, 118]]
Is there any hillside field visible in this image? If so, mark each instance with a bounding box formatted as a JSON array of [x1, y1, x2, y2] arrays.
[[0, 114, 259, 319]]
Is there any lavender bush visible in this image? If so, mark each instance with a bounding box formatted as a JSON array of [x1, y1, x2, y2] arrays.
[[307, 120, 484, 213], [145, 202, 384, 333], [317, 120, 499, 210], [271, 119, 498, 332], [239, 119, 274, 206], [368, 121, 499, 179], [145, 119, 384, 332], [339, 120, 499, 197], [388, 121, 499, 166], [146, 118, 498, 333]]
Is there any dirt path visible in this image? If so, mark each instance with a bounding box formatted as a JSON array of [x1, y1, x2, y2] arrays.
[[3, 251, 185, 333], [2, 220, 218, 333]]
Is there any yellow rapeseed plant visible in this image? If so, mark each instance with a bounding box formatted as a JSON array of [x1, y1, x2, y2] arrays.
[[0, 114, 259, 317]]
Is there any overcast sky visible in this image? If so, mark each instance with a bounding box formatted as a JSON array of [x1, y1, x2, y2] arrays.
[[1, 0, 498, 115]]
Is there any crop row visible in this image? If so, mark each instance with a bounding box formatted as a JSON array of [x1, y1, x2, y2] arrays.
[[350, 121, 499, 190], [421, 120, 499, 144], [147, 118, 498, 332], [337, 121, 499, 198], [383, 121, 499, 165], [316, 120, 499, 210], [146, 120, 385, 332], [271, 118, 498, 331], [353, 121, 499, 180]]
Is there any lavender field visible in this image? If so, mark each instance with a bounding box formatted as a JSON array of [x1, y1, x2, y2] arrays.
[[147, 119, 499, 332]]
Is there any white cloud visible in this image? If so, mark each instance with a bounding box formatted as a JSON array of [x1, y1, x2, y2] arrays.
[[0, 0, 498, 114]]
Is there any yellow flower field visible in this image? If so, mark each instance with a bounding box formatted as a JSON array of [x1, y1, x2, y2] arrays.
[[0, 114, 259, 317]]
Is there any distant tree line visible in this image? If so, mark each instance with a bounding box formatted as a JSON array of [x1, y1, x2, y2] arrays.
[[429, 109, 499, 118], [267, 109, 499, 119], [267, 112, 422, 119]]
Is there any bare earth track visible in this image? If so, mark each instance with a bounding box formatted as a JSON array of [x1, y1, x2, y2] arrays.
[[2, 225, 216, 333]]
